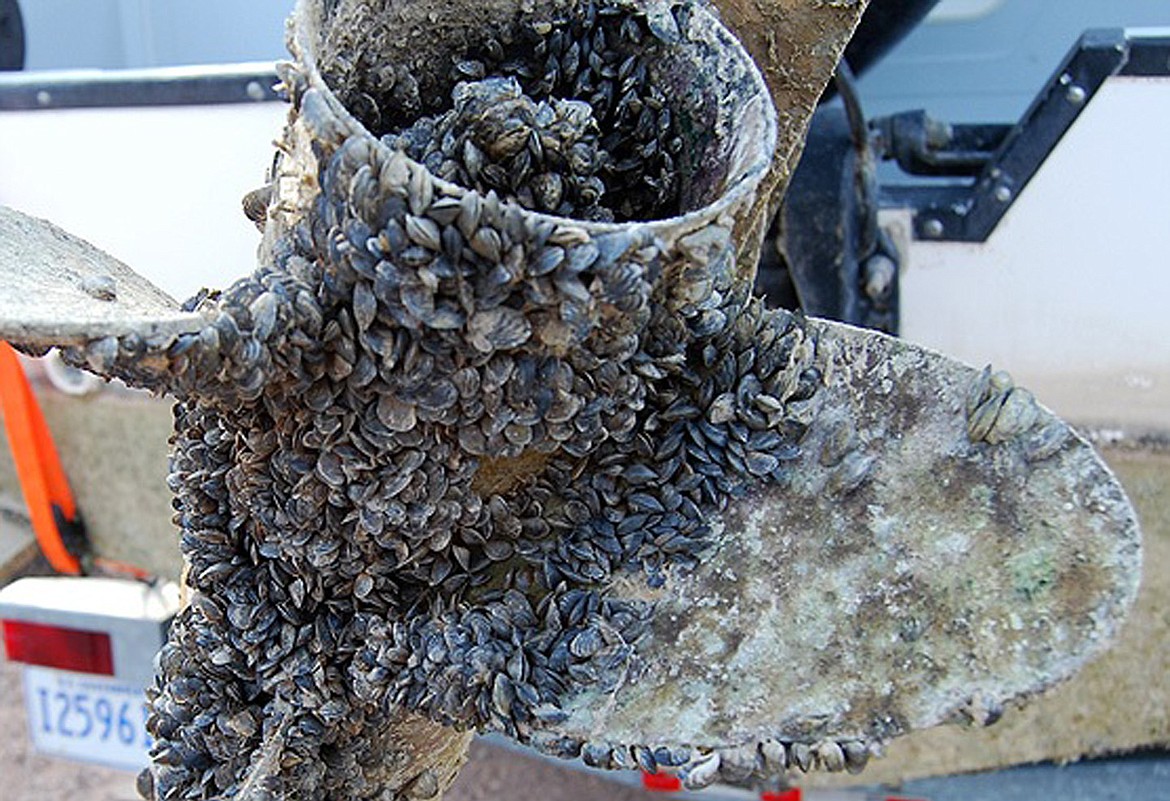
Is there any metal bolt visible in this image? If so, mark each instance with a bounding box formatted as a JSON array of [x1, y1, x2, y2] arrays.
[[1066, 85, 1087, 106], [993, 185, 1013, 203], [35, 90, 52, 107], [863, 254, 896, 302], [921, 218, 945, 239], [246, 81, 267, 102]]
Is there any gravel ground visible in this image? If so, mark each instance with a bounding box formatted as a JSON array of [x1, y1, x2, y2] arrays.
[[0, 654, 658, 801]]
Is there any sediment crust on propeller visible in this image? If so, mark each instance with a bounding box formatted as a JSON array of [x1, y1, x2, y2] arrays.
[[0, 206, 206, 350], [553, 317, 1142, 751]]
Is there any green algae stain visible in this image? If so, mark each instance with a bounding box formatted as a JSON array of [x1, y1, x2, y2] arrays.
[[1007, 548, 1057, 602]]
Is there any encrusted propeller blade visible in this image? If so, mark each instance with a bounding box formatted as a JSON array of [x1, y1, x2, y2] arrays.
[[0, 0, 1141, 798], [0, 206, 206, 353], [550, 316, 1141, 761]]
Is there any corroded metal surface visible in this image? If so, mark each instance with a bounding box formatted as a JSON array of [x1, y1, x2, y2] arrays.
[[713, 0, 869, 232], [556, 319, 1140, 751], [799, 445, 1168, 788]]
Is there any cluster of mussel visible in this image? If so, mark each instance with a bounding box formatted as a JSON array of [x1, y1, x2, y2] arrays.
[[79, 1, 864, 799]]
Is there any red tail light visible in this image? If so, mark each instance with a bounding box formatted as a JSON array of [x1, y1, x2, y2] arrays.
[[2, 619, 114, 675]]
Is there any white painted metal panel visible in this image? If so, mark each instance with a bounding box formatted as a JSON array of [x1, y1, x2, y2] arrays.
[[0, 99, 287, 302], [897, 77, 1170, 431]]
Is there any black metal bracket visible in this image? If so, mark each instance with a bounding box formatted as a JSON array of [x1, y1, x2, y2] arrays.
[[871, 112, 1010, 179], [880, 28, 1170, 242], [762, 63, 900, 335]]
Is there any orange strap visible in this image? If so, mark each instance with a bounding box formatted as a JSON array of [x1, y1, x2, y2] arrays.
[[0, 342, 86, 574]]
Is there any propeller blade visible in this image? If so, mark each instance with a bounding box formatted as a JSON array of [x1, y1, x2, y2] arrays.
[[553, 316, 1140, 749]]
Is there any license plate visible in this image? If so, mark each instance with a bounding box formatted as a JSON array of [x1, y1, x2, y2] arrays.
[[22, 664, 152, 771]]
